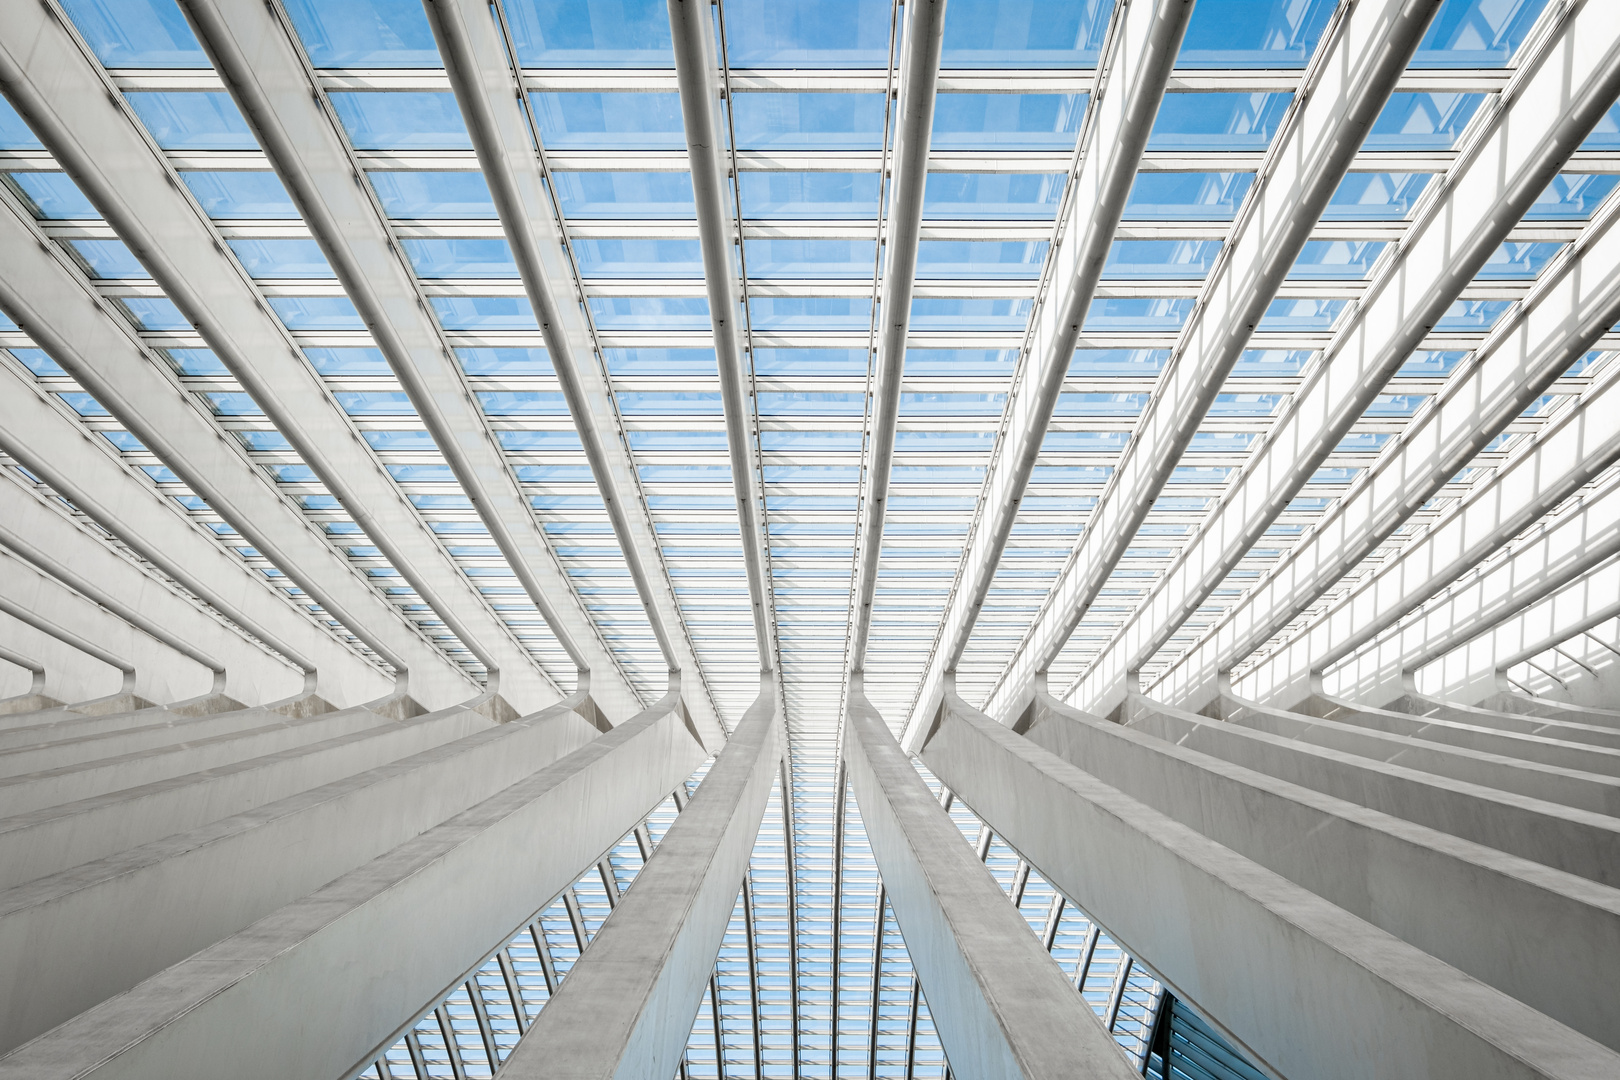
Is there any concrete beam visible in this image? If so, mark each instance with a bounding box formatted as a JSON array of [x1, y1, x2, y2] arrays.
[[0, 693, 701, 1079], [979, 0, 1444, 725], [498, 677, 779, 1079], [1068, 0, 1620, 716], [1021, 692, 1620, 1049], [0, 560, 140, 700], [847, 678, 1132, 1080], [917, 692, 1620, 1080]]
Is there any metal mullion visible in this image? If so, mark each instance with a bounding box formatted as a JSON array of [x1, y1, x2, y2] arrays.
[[563, 889, 590, 952], [496, 950, 529, 1034], [404, 1029, 431, 1080], [434, 1005, 469, 1080], [830, 757, 848, 1060], [464, 977, 501, 1073], [867, 887, 886, 1080], [1075, 926, 1102, 991], [1040, 894, 1065, 952], [742, 875, 764, 1080], [1105, 956, 1135, 1034], [778, 757, 802, 1079], [528, 922, 559, 995], [709, 973, 727, 1080], [903, 976, 921, 1080], [599, 858, 622, 906]]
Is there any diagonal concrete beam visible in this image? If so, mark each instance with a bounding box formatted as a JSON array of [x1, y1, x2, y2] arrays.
[[971, 0, 1445, 729], [1060, 0, 1620, 718]]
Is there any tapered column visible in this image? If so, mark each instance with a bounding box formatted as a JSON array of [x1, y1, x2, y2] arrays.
[[498, 678, 780, 1079]]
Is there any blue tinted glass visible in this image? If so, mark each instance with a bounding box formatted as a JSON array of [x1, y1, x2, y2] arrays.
[[58, 0, 209, 67], [617, 391, 725, 415], [754, 348, 869, 375], [1435, 299, 1511, 332], [1103, 240, 1222, 280], [9, 173, 99, 219], [103, 430, 147, 450], [125, 93, 255, 150], [915, 240, 1047, 279], [402, 238, 518, 278], [228, 238, 334, 278], [573, 238, 704, 278], [1209, 393, 1282, 415], [1040, 430, 1130, 452], [931, 94, 1086, 150], [1413, 0, 1551, 67], [59, 392, 110, 415], [336, 392, 416, 415], [369, 172, 496, 219], [628, 431, 731, 450], [1367, 94, 1483, 150], [910, 298, 1032, 331], [1150, 93, 1292, 150], [899, 393, 1006, 416], [478, 391, 569, 415], [1084, 298, 1195, 332], [364, 430, 437, 450], [1527, 174, 1618, 219], [431, 296, 538, 330], [588, 296, 711, 329], [1231, 349, 1313, 376], [1288, 240, 1388, 279], [1055, 393, 1149, 416], [756, 391, 867, 415], [68, 239, 147, 278], [749, 298, 872, 330], [1177, 0, 1335, 67], [306, 348, 391, 374], [181, 172, 298, 218], [724, 0, 892, 68], [505, 0, 674, 67], [603, 348, 716, 374], [747, 239, 876, 278], [269, 297, 365, 330], [1323, 173, 1433, 220], [759, 431, 864, 450], [500, 429, 582, 450], [1187, 432, 1253, 453], [732, 94, 887, 150], [1581, 104, 1620, 149], [457, 348, 551, 375], [0, 97, 42, 150], [1478, 241, 1564, 278], [202, 392, 263, 415], [1067, 349, 1170, 376], [531, 93, 685, 150], [1258, 299, 1346, 332], [941, 0, 1110, 68], [331, 93, 470, 150], [9, 348, 66, 376], [738, 171, 881, 218], [163, 348, 227, 374], [923, 173, 1066, 219], [1396, 350, 1467, 377], [552, 172, 695, 218], [121, 297, 189, 330], [1123, 172, 1254, 220], [1364, 394, 1427, 417], [282, 0, 440, 67]]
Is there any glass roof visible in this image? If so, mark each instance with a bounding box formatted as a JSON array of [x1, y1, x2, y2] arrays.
[[2, 0, 1616, 1076]]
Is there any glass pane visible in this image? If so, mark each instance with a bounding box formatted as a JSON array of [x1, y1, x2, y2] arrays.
[[1123, 172, 1254, 220], [603, 348, 716, 374], [551, 172, 695, 218], [457, 347, 551, 375], [180, 172, 299, 218], [306, 347, 392, 374], [1068, 349, 1170, 377], [731, 93, 887, 151], [8, 173, 100, 219], [1084, 298, 1196, 332], [431, 296, 539, 330], [0, 96, 42, 150], [120, 297, 189, 330], [504, 0, 674, 68], [227, 238, 335, 278], [531, 93, 686, 150], [749, 297, 872, 330], [478, 391, 570, 415], [402, 238, 519, 278], [1102, 240, 1222, 280], [915, 240, 1047, 279], [923, 173, 1066, 219], [1526, 174, 1619, 219], [747, 239, 876, 278], [1176, 0, 1337, 68], [573, 238, 705, 278], [587, 296, 711, 329], [1055, 393, 1149, 416], [1412, 0, 1551, 67], [164, 348, 228, 375], [1477, 241, 1564, 279], [268, 296, 366, 330], [10, 348, 67, 376], [1231, 349, 1312, 377], [723, 0, 893, 68], [1149, 93, 1293, 150], [1257, 299, 1346, 332], [931, 94, 1086, 150], [330, 93, 472, 150], [282, 0, 442, 67], [125, 92, 256, 150], [941, 0, 1110, 68], [1581, 104, 1620, 149], [755, 348, 869, 375], [1287, 240, 1389, 279], [369, 171, 496, 219], [1435, 299, 1510, 332], [58, 0, 210, 68], [1366, 93, 1484, 150], [738, 171, 881, 218], [910, 298, 1032, 331], [1323, 173, 1433, 220], [67, 239, 148, 278], [335, 391, 417, 415]]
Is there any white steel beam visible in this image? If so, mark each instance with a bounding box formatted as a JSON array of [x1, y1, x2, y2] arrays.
[[972, 0, 1448, 728], [0, 360, 392, 708], [1238, 361, 1620, 707], [400, 0, 724, 735], [1148, 164, 1620, 710], [1060, 0, 1620, 718], [0, 558, 139, 697], [848, 0, 945, 673], [667, 0, 776, 669], [903, 0, 1193, 736], [0, 643, 48, 707]]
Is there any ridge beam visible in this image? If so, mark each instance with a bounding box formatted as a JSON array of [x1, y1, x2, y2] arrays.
[[1065, 0, 1620, 718], [975, 0, 1443, 727]]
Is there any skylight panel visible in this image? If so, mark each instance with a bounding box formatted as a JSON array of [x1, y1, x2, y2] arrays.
[[1054, 393, 1149, 417], [572, 239, 706, 278], [1085, 298, 1196, 332], [8, 348, 66, 377], [1366, 93, 1485, 150], [304, 347, 391, 375], [179, 172, 299, 218], [1102, 240, 1222, 280], [617, 391, 725, 415], [201, 391, 264, 416], [1434, 299, 1511, 332], [1148, 93, 1293, 150], [940, 0, 1110, 68], [477, 391, 570, 415], [1287, 240, 1389, 280], [922, 173, 1066, 219], [226, 239, 335, 279], [368, 172, 498, 220], [749, 297, 873, 330], [1174, 0, 1336, 67], [587, 296, 712, 329], [57, 0, 210, 68], [329, 93, 473, 151], [1527, 174, 1620, 219], [1256, 298, 1346, 332], [7, 173, 100, 219], [1123, 172, 1254, 220], [1230, 349, 1312, 377], [931, 93, 1087, 150], [757, 390, 867, 416], [530, 92, 686, 150], [402, 238, 520, 279], [905, 348, 1019, 375], [723, 0, 892, 68], [731, 92, 888, 150], [66, 239, 148, 279], [0, 96, 41, 149], [266, 296, 366, 331], [503, 0, 675, 68], [123, 93, 256, 151], [602, 348, 716, 375], [910, 298, 1033, 331], [1478, 241, 1566, 279], [121, 297, 190, 331], [1323, 173, 1434, 220], [915, 241, 1048, 280], [430, 296, 538, 330], [551, 172, 696, 218], [456, 347, 552, 375], [281, 0, 442, 68], [335, 391, 417, 416], [1411, 0, 1552, 67]]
